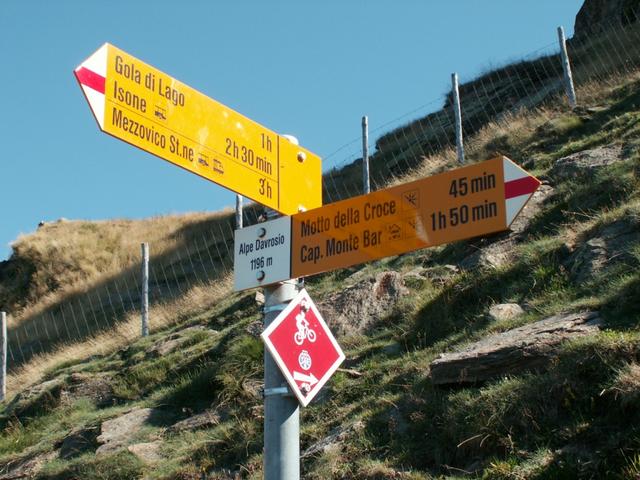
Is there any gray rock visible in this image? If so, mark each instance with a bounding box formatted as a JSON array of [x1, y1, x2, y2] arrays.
[[127, 441, 163, 464], [565, 217, 640, 284], [402, 267, 428, 289], [5, 376, 65, 418], [168, 409, 221, 434], [60, 372, 115, 407], [429, 311, 602, 385], [550, 145, 623, 181], [0, 450, 58, 480], [245, 320, 262, 337], [317, 271, 408, 337], [424, 264, 460, 285], [301, 420, 365, 458], [96, 408, 175, 456], [145, 325, 206, 357], [488, 303, 525, 322], [460, 237, 517, 271]]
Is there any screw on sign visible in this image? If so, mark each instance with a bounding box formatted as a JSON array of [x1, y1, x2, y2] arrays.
[[261, 289, 345, 407]]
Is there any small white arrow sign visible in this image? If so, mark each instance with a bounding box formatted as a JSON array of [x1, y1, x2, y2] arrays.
[[293, 371, 318, 386]]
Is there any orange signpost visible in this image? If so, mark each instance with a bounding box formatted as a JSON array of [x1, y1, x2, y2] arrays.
[[290, 156, 540, 278], [74, 43, 322, 215]]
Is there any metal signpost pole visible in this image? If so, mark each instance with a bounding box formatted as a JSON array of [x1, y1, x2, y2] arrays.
[[263, 279, 300, 480], [1, 312, 6, 401], [451, 72, 465, 164], [141, 243, 149, 337], [557, 26, 577, 108], [362, 115, 370, 194], [263, 133, 300, 479]]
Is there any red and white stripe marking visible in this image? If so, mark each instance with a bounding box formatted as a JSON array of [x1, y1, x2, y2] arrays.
[[74, 44, 108, 129], [503, 158, 541, 227]]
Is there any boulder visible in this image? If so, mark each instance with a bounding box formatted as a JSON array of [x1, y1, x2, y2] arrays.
[[96, 408, 175, 456], [145, 325, 207, 357], [317, 271, 408, 337], [5, 376, 65, 419], [168, 409, 222, 434], [565, 217, 640, 284], [127, 441, 163, 464], [422, 264, 460, 285], [60, 372, 115, 407], [429, 311, 602, 385], [0, 450, 58, 480], [488, 303, 525, 322], [550, 145, 623, 181], [301, 420, 365, 458]]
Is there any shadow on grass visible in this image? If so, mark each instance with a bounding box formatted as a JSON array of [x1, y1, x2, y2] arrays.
[[361, 334, 640, 477]]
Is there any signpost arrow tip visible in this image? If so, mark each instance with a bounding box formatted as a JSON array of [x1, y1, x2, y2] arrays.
[[503, 157, 541, 227], [74, 44, 108, 129]]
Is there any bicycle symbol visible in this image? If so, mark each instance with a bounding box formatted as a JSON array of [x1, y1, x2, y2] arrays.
[[294, 300, 316, 346]]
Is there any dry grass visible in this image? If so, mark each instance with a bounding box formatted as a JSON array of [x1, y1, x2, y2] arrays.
[[1, 207, 242, 370], [7, 209, 234, 315], [602, 361, 640, 409], [5, 274, 233, 394]]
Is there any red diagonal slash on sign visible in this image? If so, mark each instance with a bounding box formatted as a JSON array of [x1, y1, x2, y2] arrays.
[[503, 158, 541, 226], [75, 67, 105, 94]]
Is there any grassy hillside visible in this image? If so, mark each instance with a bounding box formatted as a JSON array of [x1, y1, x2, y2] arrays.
[[1, 39, 640, 480]]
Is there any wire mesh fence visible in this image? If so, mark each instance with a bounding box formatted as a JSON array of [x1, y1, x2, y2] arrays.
[[3, 17, 640, 379]]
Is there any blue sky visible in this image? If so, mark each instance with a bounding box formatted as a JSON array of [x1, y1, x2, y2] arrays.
[[0, 1, 583, 260]]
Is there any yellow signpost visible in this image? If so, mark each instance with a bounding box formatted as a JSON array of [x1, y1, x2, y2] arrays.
[[74, 43, 322, 215], [290, 156, 540, 278]]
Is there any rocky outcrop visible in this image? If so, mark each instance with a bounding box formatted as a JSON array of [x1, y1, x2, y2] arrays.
[[167, 409, 222, 434], [488, 303, 525, 323], [4, 376, 65, 419], [317, 271, 409, 337], [0, 451, 58, 480], [127, 441, 163, 464], [574, 0, 640, 40], [60, 372, 115, 407], [565, 217, 640, 284], [301, 420, 365, 458], [96, 408, 175, 456], [429, 311, 602, 385], [145, 325, 209, 358], [550, 145, 624, 181]]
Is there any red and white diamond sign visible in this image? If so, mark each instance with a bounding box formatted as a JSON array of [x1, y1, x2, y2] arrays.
[[262, 289, 345, 407]]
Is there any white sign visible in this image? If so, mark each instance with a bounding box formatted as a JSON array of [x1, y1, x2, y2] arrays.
[[234, 216, 292, 291]]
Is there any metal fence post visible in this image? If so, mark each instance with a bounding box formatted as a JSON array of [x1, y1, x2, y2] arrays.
[[235, 194, 243, 229], [558, 26, 577, 108], [362, 115, 370, 194], [451, 72, 465, 164], [1, 312, 6, 401], [141, 243, 149, 337]]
